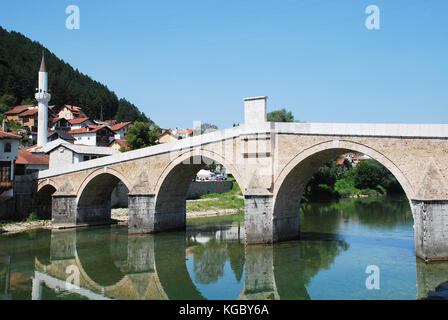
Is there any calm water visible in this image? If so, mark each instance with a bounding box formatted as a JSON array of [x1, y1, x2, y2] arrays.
[[1, 196, 447, 300]]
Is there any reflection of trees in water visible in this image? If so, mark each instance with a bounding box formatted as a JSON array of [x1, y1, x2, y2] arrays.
[[274, 233, 349, 299], [190, 235, 244, 285], [301, 196, 412, 232]]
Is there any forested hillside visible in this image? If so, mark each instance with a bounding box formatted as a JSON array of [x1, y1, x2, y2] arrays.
[[0, 26, 151, 123]]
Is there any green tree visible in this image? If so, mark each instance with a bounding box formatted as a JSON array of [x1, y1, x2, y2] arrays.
[[200, 123, 218, 134], [20, 97, 37, 105], [0, 94, 16, 113], [125, 122, 160, 150], [267, 108, 294, 122]]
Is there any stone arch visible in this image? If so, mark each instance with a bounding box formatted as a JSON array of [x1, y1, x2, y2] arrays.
[[76, 168, 132, 199], [36, 179, 59, 219], [271, 139, 415, 241], [151, 149, 245, 232], [76, 168, 131, 225], [154, 148, 246, 196], [37, 178, 60, 193]]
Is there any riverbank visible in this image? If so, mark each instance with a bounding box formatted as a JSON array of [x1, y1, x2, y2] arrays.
[[0, 204, 243, 235]]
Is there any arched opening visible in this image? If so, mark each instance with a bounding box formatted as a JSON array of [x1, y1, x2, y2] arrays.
[[274, 146, 412, 244], [35, 184, 56, 219], [77, 173, 129, 225], [154, 154, 244, 232]]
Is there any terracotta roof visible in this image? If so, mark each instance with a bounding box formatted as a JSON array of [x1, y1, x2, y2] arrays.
[[18, 108, 38, 117], [177, 129, 194, 135], [0, 131, 22, 140], [68, 117, 90, 125], [69, 125, 113, 134], [104, 120, 117, 124], [4, 105, 33, 115], [336, 158, 345, 165], [111, 139, 129, 148], [16, 149, 49, 165], [110, 122, 132, 131]]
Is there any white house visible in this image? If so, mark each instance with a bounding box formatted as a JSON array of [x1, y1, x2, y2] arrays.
[[110, 122, 133, 139], [43, 139, 119, 170]]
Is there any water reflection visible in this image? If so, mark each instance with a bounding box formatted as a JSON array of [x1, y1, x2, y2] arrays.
[[0, 197, 447, 300]]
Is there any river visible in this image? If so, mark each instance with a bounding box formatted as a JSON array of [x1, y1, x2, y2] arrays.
[[1, 195, 447, 300]]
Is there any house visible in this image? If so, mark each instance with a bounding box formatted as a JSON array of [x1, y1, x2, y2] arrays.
[[157, 131, 179, 144], [43, 140, 119, 170], [49, 118, 71, 131], [47, 130, 75, 144], [57, 105, 87, 120], [69, 125, 115, 146], [172, 128, 194, 139], [4, 105, 56, 132], [110, 121, 133, 139], [109, 139, 129, 151], [0, 129, 21, 194], [4, 105, 33, 122], [14, 149, 49, 175], [68, 117, 94, 130]]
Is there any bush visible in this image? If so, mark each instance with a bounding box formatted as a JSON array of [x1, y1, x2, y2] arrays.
[[25, 212, 37, 222]]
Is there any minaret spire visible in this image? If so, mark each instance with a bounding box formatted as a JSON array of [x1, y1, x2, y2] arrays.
[[39, 51, 46, 72]]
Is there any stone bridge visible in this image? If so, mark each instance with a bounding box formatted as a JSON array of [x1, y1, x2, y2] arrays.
[[36, 97, 448, 261]]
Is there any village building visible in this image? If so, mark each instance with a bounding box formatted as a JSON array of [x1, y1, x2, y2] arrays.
[[47, 130, 75, 144], [69, 125, 115, 147], [0, 129, 21, 194], [43, 140, 119, 170], [109, 138, 129, 151], [57, 105, 87, 120], [68, 117, 94, 130], [110, 121, 133, 139], [157, 131, 179, 144]]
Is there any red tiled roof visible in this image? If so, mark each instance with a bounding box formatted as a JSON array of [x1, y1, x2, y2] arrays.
[[68, 117, 90, 125], [0, 131, 21, 139], [177, 129, 194, 135], [104, 120, 117, 124], [110, 122, 132, 131], [111, 139, 129, 148], [4, 105, 33, 115], [69, 125, 113, 134], [16, 149, 49, 165], [18, 108, 38, 117], [336, 158, 345, 165]]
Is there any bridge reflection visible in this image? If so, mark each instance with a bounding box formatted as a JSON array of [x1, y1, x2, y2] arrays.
[[28, 225, 350, 300], [0, 225, 444, 299]]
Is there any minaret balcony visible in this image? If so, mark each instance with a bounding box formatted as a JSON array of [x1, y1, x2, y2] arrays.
[[35, 91, 51, 103]]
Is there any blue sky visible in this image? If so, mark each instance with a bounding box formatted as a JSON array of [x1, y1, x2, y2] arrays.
[[0, 0, 446, 129]]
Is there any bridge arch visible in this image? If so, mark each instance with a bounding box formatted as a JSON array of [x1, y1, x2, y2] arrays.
[[271, 139, 415, 241], [76, 168, 131, 225], [35, 180, 59, 219], [154, 148, 246, 196], [151, 148, 246, 232]]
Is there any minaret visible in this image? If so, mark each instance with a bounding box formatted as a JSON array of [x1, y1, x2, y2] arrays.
[[35, 53, 51, 146]]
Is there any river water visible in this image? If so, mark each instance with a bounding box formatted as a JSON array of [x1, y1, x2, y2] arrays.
[[1, 196, 447, 300]]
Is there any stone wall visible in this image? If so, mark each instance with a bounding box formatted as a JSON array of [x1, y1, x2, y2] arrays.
[[186, 180, 233, 199]]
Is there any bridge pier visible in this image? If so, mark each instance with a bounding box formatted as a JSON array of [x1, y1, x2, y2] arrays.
[[412, 200, 448, 262], [51, 195, 77, 228], [128, 194, 156, 233]]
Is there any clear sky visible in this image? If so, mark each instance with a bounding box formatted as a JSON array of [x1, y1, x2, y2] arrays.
[[0, 0, 446, 129]]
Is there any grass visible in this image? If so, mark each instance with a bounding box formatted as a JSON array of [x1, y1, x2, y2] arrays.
[[186, 178, 244, 214]]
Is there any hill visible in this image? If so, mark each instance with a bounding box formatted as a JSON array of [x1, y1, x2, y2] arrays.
[[0, 26, 151, 123]]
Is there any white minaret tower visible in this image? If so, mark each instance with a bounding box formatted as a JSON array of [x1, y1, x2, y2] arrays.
[[35, 53, 51, 146]]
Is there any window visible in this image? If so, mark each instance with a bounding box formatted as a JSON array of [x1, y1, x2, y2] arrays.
[[4, 143, 11, 153]]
